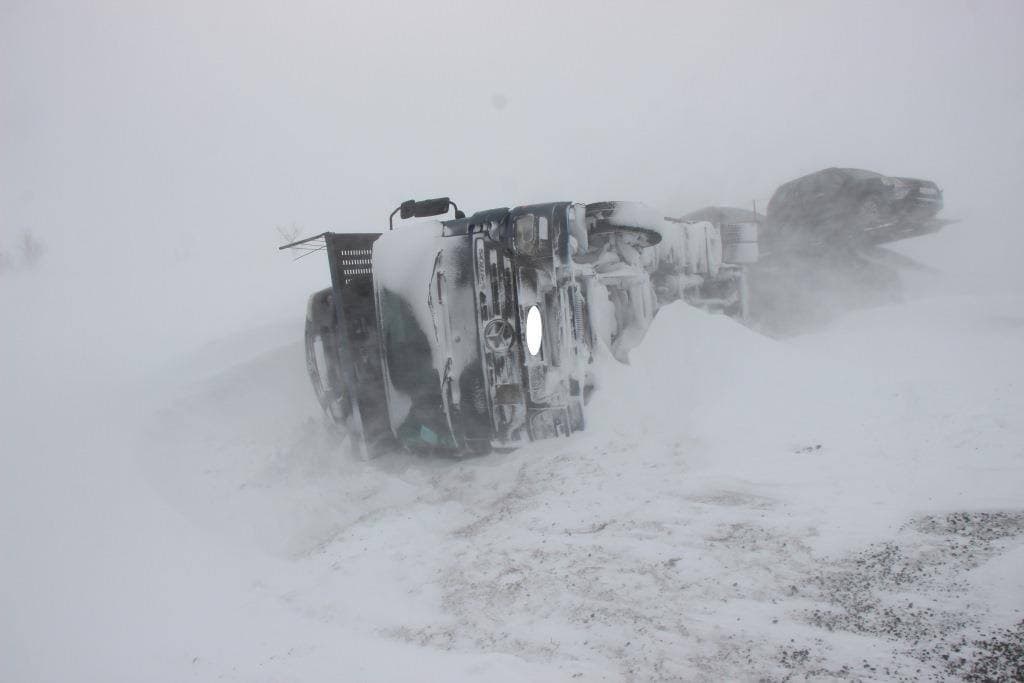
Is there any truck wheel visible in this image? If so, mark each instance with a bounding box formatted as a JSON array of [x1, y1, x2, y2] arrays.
[[305, 289, 352, 425]]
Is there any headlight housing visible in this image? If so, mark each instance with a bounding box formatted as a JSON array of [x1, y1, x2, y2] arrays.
[[525, 305, 543, 355], [514, 214, 537, 255]]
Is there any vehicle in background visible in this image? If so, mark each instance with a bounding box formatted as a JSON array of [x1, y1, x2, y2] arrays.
[[672, 168, 951, 334], [763, 167, 945, 250], [283, 198, 754, 456]]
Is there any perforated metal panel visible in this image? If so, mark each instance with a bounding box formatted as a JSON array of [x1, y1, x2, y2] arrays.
[[321, 232, 393, 455], [335, 247, 373, 284]]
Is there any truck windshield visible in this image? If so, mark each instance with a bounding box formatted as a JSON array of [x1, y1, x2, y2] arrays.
[[377, 287, 456, 450]]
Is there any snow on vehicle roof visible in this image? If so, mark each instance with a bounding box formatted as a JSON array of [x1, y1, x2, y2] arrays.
[[372, 220, 449, 427], [371, 219, 448, 339], [608, 201, 667, 232], [832, 167, 883, 180], [609, 201, 721, 277]]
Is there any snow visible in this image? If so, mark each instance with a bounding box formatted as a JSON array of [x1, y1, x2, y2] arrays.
[[370, 220, 447, 430], [609, 202, 724, 277], [608, 201, 667, 231], [371, 220, 447, 353], [3, 256, 1024, 680]]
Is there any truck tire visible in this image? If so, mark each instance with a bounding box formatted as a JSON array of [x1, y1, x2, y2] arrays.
[[305, 288, 353, 424]]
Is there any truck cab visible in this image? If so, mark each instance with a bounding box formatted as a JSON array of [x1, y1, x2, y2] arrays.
[[299, 200, 593, 456]]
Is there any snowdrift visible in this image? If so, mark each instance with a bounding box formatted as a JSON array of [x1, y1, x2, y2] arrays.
[[4, 260, 1023, 680]]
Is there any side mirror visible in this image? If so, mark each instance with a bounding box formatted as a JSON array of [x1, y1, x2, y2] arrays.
[[398, 199, 418, 219], [390, 197, 462, 229], [407, 197, 451, 218]]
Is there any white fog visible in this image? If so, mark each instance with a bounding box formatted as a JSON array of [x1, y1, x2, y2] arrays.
[[2, 1, 1023, 680]]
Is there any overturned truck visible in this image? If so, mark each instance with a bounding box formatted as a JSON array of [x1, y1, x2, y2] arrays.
[[282, 199, 756, 456]]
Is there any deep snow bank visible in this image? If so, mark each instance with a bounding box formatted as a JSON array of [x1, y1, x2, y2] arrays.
[[4, 259, 1023, 680], [125, 294, 1024, 680]]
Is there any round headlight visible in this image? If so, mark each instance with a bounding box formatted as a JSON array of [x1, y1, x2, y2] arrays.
[[526, 306, 543, 355]]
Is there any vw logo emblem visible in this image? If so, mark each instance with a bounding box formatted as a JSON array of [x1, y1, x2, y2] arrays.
[[483, 319, 515, 352]]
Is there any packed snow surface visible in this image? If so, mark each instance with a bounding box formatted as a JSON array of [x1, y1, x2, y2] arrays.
[[3, 268, 1023, 680]]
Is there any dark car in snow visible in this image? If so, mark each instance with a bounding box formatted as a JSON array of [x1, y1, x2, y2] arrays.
[[764, 167, 944, 248]]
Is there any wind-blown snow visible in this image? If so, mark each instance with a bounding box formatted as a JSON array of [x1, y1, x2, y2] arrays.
[[4, 1, 1024, 678], [5, 254, 1021, 679]]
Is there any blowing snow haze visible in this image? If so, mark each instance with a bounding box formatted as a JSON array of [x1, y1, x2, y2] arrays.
[[3, 2, 1024, 681], [3, 0, 1023, 350]]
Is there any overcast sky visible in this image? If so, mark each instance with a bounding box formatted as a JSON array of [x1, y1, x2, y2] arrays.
[[2, 0, 1022, 365]]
